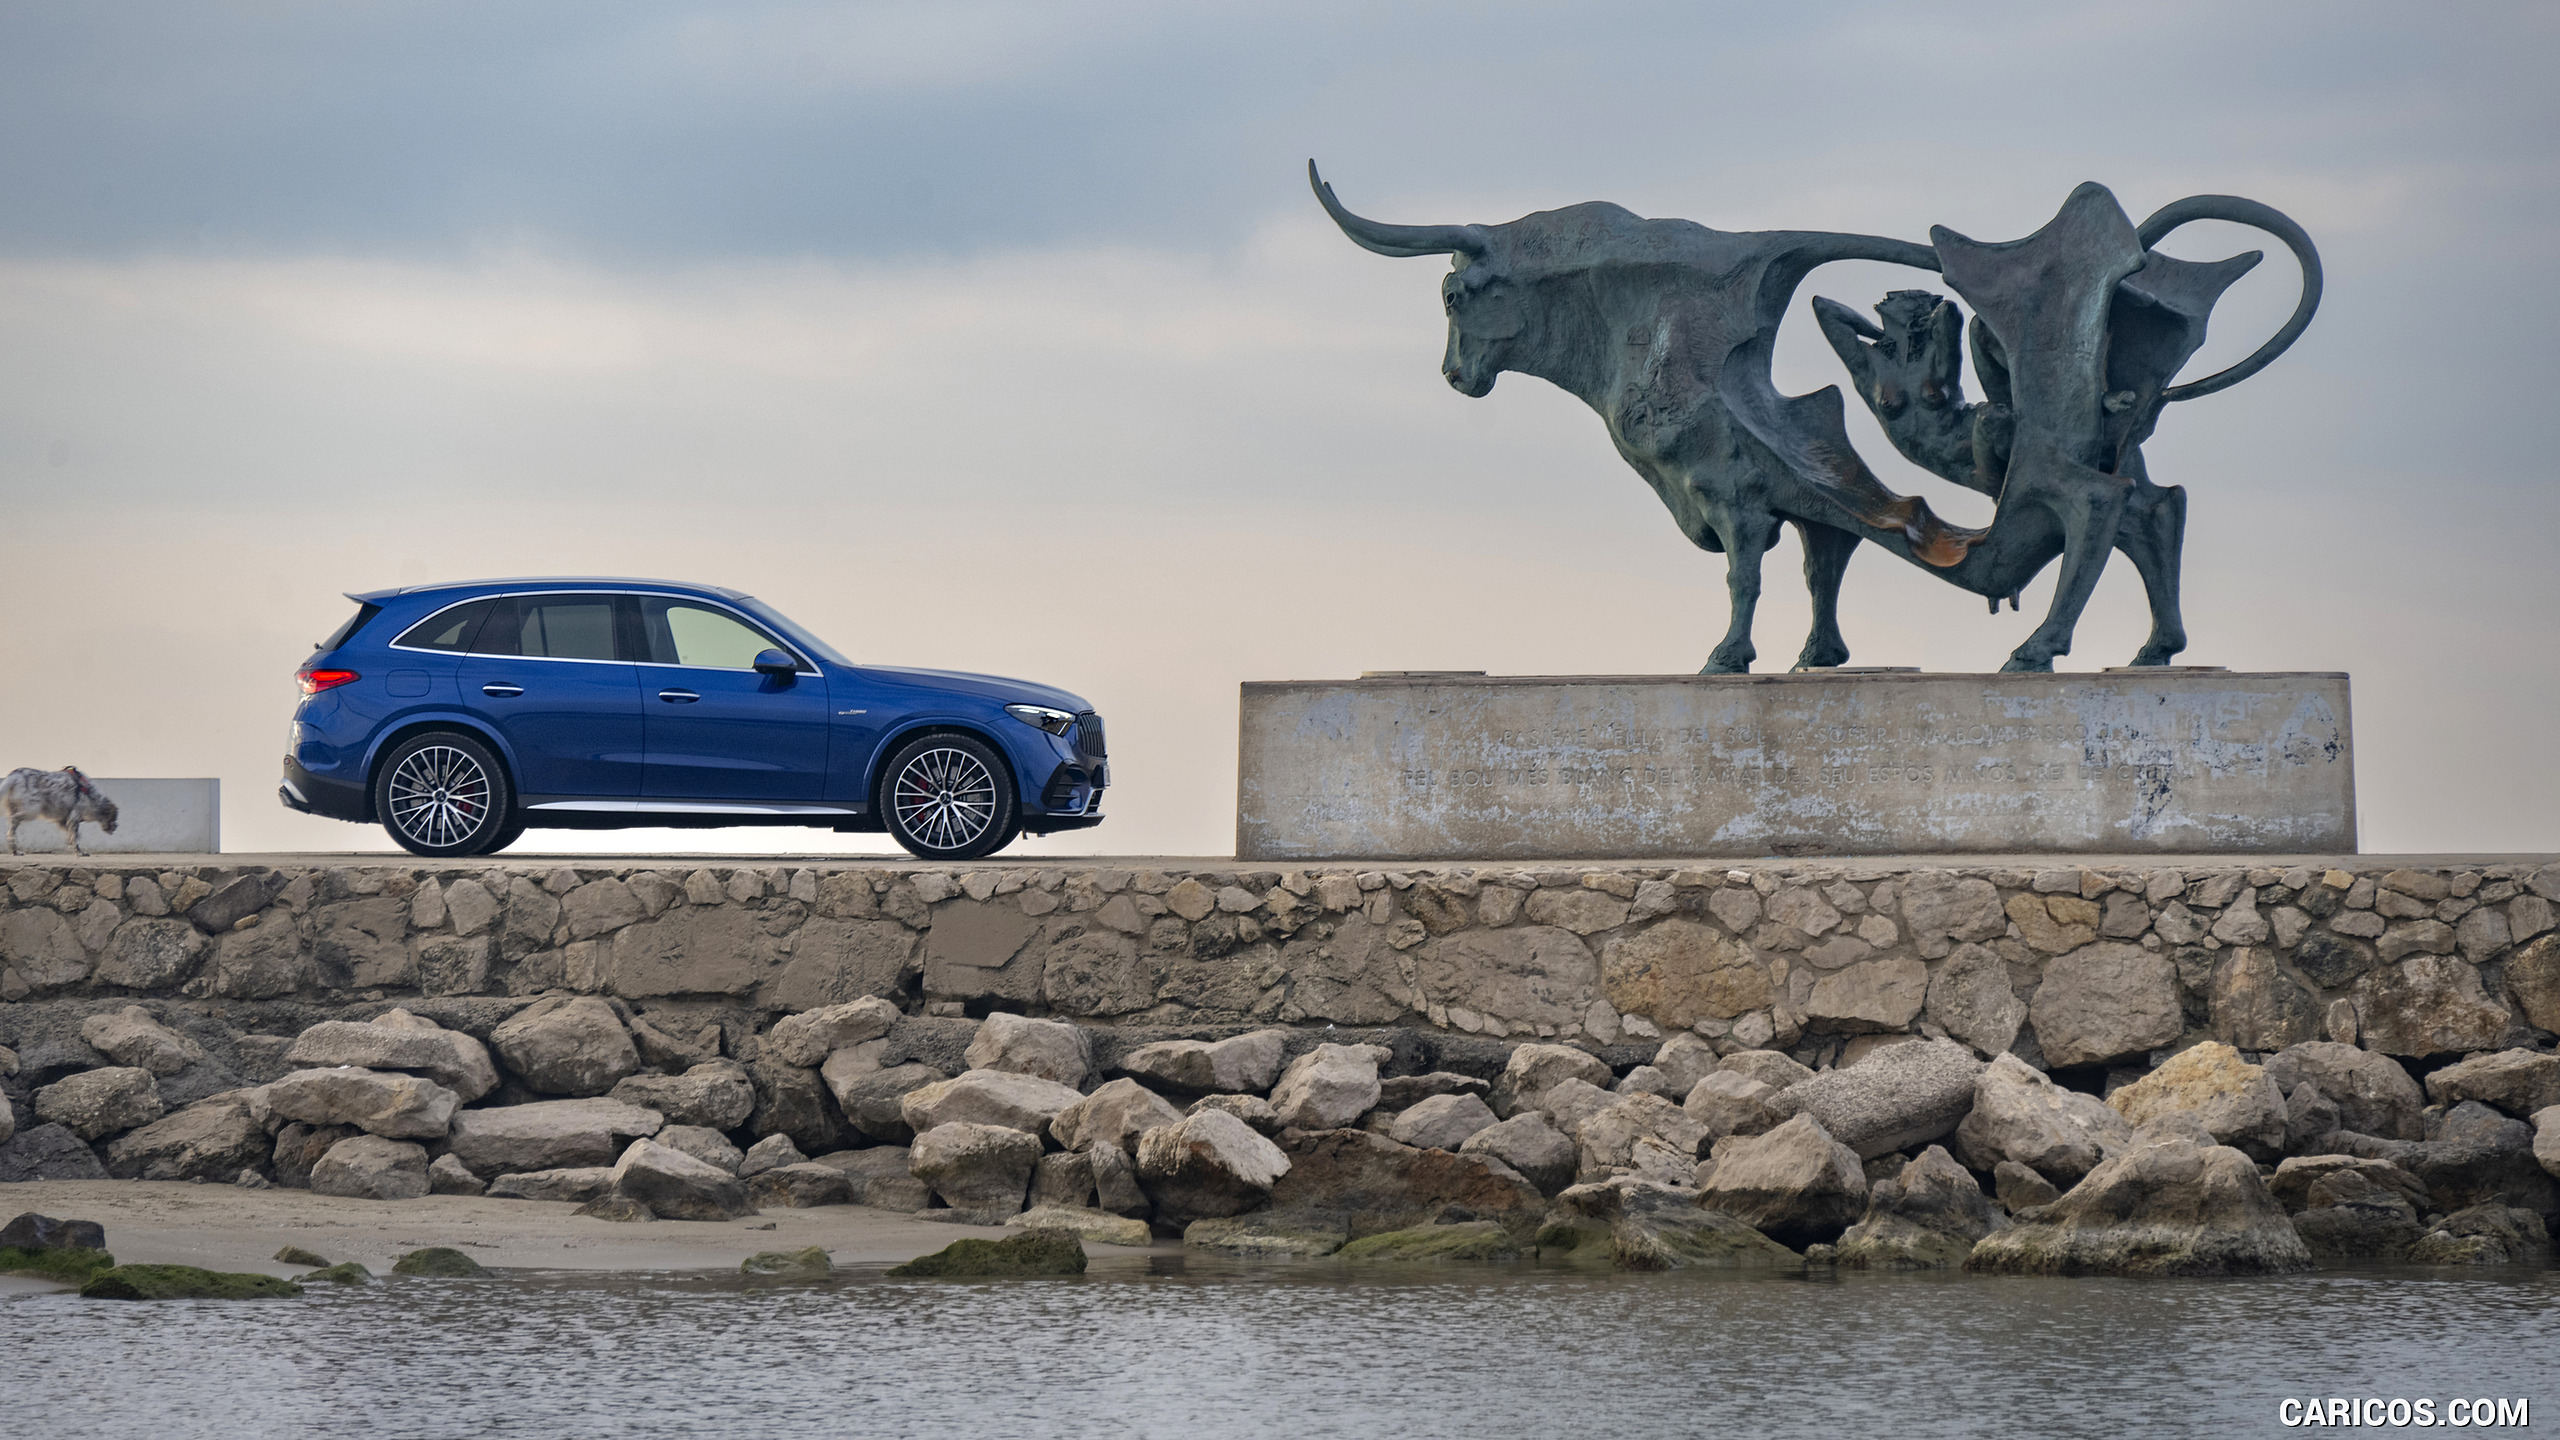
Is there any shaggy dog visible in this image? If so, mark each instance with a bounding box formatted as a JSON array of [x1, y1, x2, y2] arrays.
[[2, 766, 120, 855]]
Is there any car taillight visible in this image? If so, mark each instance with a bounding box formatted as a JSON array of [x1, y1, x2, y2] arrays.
[[298, 667, 359, 695]]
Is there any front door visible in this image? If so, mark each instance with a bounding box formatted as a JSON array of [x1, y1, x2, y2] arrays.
[[454, 593, 645, 797], [633, 596, 832, 800]]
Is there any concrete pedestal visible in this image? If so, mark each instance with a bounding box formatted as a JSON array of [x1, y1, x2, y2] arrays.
[[1236, 672, 2354, 861], [5, 777, 221, 855]]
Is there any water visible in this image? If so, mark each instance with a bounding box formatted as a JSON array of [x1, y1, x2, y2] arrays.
[[7, 1255, 2555, 1439]]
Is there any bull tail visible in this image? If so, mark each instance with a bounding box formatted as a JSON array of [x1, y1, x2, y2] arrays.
[[2137, 195, 2322, 402]]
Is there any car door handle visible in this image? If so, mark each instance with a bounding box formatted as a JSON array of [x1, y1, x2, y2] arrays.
[[481, 684, 524, 698], [658, 689, 700, 703]]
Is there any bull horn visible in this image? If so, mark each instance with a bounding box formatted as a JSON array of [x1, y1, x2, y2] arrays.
[[1308, 160, 1488, 259]]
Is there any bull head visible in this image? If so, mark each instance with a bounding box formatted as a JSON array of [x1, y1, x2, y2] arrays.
[[1310, 160, 1519, 397]]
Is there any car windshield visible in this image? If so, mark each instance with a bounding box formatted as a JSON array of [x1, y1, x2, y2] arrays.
[[732, 596, 851, 667]]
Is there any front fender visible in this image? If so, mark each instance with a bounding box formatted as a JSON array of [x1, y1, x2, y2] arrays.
[[863, 711, 1065, 806]]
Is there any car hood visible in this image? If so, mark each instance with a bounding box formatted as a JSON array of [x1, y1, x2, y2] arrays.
[[855, 666, 1093, 714]]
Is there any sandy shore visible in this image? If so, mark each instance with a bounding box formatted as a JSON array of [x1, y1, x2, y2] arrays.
[[0, 1181, 1149, 1288]]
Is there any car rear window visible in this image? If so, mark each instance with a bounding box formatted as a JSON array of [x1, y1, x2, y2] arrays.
[[317, 602, 382, 652], [392, 598, 496, 653], [470, 595, 621, 661]]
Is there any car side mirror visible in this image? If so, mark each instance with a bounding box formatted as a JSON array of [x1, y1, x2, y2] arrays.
[[753, 649, 800, 678]]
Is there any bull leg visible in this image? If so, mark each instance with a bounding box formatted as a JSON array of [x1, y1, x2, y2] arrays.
[[1704, 511, 1782, 674], [2002, 477, 2129, 673], [67, 817, 84, 857], [1792, 520, 1860, 670], [5, 814, 16, 856], [2116, 479, 2189, 666]]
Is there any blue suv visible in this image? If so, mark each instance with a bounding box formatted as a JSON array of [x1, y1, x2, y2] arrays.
[[279, 578, 1108, 860]]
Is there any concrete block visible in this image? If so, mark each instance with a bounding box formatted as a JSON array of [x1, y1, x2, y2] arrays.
[[9, 778, 221, 855], [1236, 672, 2353, 861]]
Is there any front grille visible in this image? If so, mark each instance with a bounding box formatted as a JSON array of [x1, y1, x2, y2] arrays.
[[1073, 711, 1106, 762]]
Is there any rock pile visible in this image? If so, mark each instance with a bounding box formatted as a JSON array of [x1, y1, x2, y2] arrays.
[[3, 855, 2556, 1274]]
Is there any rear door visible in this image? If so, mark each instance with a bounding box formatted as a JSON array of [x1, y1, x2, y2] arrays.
[[453, 593, 646, 797], [632, 596, 832, 800]]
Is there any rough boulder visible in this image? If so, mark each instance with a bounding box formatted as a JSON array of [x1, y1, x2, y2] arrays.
[[1118, 1030, 1290, 1095], [285, 1013, 498, 1101], [2262, 1041, 2425, 1141], [33, 1067, 163, 1140], [900, 1069, 1084, 1137], [79, 1007, 206, 1077], [610, 1137, 755, 1221], [1050, 1078, 1184, 1155], [1952, 1054, 2130, 1187], [1266, 1128, 1543, 1240], [1965, 1115, 2312, 1276], [1269, 1043, 1388, 1131], [260, 1067, 458, 1140], [609, 1061, 756, 1131], [2105, 1042, 2288, 1161], [104, 1094, 268, 1182], [763, 997, 899, 1068], [1831, 1145, 2008, 1269], [908, 1121, 1044, 1219], [1134, 1110, 1292, 1229], [1697, 1114, 1868, 1250], [961, 1012, 1096, 1089], [444, 1096, 664, 1174], [491, 996, 641, 1098], [309, 1134, 431, 1201], [1767, 1038, 1983, 1160]]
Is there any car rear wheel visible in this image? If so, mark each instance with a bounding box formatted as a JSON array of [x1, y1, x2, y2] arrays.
[[374, 731, 518, 857], [880, 732, 1018, 861]]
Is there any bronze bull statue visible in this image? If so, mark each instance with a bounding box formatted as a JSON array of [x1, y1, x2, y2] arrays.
[[1311, 164, 2319, 672]]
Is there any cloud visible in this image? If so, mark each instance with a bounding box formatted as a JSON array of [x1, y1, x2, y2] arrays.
[[0, 1, 2553, 856]]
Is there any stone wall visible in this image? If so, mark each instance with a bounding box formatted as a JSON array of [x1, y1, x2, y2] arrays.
[[3, 856, 2554, 1070]]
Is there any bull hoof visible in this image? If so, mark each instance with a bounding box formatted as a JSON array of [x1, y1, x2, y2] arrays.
[[1700, 657, 1753, 675], [1999, 654, 2055, 674], [2127, 645, 2181, 667], [1792, 644, 1849, 671]]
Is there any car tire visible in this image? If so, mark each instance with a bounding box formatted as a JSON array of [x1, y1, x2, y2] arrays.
[[373, 731, 518, 858], [879, 732, 1019, 862], [483, 812, 528, 855]]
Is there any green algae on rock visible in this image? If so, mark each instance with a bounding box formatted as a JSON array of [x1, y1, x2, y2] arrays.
[[79, 1264, 303, 1300], [391, 1247, 488, 1277], [741, 1247, 832, 1278], [1009, 1206, 1151, 1248], [1183, 1212, 1349, 1258], [887, 1230, 1086, 1278], [0, 1245, 116, 1282], [305, 1262, 374, 1284], [1611, 1208, 1803, 1271], [273, 1245, 330, 1268], [1531, 1216, 1615, 1265], [1336, 1221, 1521, 1263]]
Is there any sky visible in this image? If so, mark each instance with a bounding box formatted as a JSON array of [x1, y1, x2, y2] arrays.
[[0, 0, 2553, 858]]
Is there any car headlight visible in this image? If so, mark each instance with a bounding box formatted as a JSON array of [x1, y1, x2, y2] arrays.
[[1005, 703, 1076, 736]]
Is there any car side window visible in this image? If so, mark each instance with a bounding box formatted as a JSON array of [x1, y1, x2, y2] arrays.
[[638, 597, 800, 670], [468, 595, 620, 661], [393, 599, 495, 653]]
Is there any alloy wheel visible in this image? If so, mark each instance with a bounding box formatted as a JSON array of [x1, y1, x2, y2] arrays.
[[891, 745, 998, 852], [386, 744, 492, 850]]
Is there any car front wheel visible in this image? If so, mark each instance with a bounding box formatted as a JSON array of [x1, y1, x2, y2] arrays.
[[374, 731, 518, 858], [880, 732, 1018, 861]]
